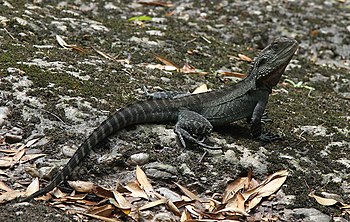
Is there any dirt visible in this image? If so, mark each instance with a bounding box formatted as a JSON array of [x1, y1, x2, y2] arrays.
[[0, 0, 349, 221]]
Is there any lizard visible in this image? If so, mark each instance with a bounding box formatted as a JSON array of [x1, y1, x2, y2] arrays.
[[21, 37, 298, 202]]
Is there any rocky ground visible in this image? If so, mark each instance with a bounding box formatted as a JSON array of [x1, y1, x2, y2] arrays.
[[0, 0, 349, 221]]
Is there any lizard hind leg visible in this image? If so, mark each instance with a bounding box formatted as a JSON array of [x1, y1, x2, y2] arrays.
[[174, 110, 219, 149]]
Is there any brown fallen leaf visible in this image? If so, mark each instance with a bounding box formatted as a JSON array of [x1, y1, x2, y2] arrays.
[[0, 190, 25, 203], [222, 177, 250, 203], [238, 53, 253, 62], [0, 181, 13, 192], [136, 165, 154, 198], [138, 198, 167, 211], [181, 63, 208, 75], [166, 200, 181, 216], [93, 185, 114, 199], [112, 191, 131, 214], [225, 192, 245, 213], [87, 204, 115, 218], [180, 209, 192, 222], [56, 35, 86, 53], [192, 84, 210, 94], [219, 71, 247, 78], [25, 177, 39, 197], [11, 147, 26, 166], [175, 183, 201, 202], [0, 157, 13, 167], [83, 212, 122, 222], [215, 206, 250, 216], [25, 138, 41, 147], [125, 181, 148, 199], [20, 153, 46, 163], [309, 191, 338, 206], [154, 55, 180, 70], [68, 181, 96, 193]]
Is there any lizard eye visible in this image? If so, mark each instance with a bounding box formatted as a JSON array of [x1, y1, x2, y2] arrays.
[[271, 42, 279, 51]]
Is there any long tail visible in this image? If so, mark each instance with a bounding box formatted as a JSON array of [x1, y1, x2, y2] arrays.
[[22, 100, 178, 201]]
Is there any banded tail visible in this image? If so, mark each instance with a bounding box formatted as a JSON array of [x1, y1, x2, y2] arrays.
[[22, 99, 179, 201]]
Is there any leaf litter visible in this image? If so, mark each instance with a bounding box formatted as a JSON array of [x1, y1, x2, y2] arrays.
[[2, 141, 350, 221], [1, 159, 292, 221]]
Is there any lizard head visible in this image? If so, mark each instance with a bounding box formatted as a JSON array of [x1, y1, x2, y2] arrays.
[[251, 37, 298, 89]]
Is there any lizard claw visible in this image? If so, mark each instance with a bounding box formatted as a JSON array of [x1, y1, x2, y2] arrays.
[[258, 133, 281, 143]]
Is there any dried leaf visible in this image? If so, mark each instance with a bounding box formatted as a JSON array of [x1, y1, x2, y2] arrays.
[[56, 35, 69, 48], [55, 35, 86, 52], [25, 138, 40, 147], [216, 206, 250, 216], [309, 192, 338, 206], [64, 193, 87, 200], [12, 147, 26, 165], [192, 84, 210, 94], [256, 172, 288, 198], [181, 63, 208, 75], [219, 71, 247, 78], [25, 177, 39, 197], [238, 53, 253, 62], [175, 182, 201, 201], [125, 181, 148, 199], [226, 192, 245, 212], [154, 55, 180, 70], [112, 191, 131, 213], [246, 195, 262, 211], [83, 212, 122, 222], [68, 181, 96, 193], [0, 169, 8, 177], [93, 185, 114, 199], [136, 165, 154, 198], [138, 198, 167, 211], [180, 209, 192, 222], [0, 190, 25, 203], [0, 157, 13, 167], [341, 204, 350, 209], [20, 153, 46, 163], [0, 181, 13, 192], [166, 200, 181, 216], [222, 177, 249, 203], [92, 47, 116, 61], [87, 204, 115, 218], [0, 149, 18, 154]]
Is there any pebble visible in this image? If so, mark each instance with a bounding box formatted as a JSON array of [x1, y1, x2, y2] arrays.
[[4, 133, 22, 143], [128, 152, 150, 165], [62, 145, 77, 157], [309, 73, 329, 83], [179, 163, 195, 176], [299, 125, 327, 137], [145, 162, 178, 179], [0, 107, 10, 126]]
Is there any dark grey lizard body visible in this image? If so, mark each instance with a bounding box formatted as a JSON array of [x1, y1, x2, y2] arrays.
[[22, 37, 298, 201]]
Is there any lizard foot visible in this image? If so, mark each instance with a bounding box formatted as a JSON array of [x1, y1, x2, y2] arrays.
[[258, 133, 281, 143]]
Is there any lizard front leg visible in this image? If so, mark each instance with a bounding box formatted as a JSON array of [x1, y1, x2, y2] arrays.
[[175, 110, 219, 149], [250, 91, 281, 142]]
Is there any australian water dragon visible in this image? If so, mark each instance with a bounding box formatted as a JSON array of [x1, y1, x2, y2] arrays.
[[22, 37, 298, 201]]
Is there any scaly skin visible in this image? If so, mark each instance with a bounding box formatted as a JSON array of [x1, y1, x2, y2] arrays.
[[21, 37, 298, 202]]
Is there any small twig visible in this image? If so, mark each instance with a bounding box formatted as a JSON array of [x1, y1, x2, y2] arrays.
[[3, 27, 15, 40], [199, 151, 207, 163], [24, 102, 69, 126]]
